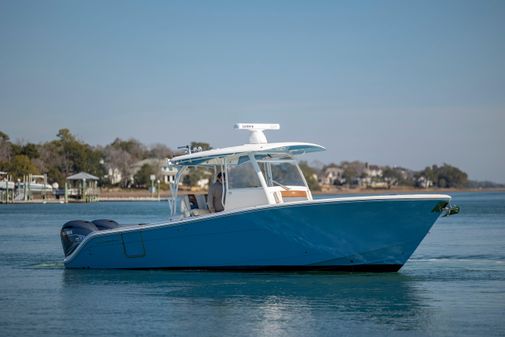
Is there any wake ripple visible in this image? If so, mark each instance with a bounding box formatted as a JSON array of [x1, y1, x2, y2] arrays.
[[29, 261, 65, 269]]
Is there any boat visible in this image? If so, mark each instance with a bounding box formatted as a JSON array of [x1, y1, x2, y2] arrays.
[[17, 182, 53, 193], [60, 123, 459, 271], [0, 171, 15, 190]]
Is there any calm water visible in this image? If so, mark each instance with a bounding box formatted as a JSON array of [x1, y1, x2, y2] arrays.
[[1, 193, 504, 337]]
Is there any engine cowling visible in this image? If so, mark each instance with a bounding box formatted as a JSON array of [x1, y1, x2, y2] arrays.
[[92, 219, 119, 230], [60, 219, 121, 257], [60, 220, 98, 257]]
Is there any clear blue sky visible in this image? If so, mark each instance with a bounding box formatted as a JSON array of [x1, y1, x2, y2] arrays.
[[1, 0, 504, 182]]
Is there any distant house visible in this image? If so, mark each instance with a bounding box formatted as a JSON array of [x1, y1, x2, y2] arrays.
[[106, 167, 122, 185], [320, 166, 345, 185], [131, 158, 178, 184], [160, 160, 178, 184], [362, 164, 386, 188], [416, 176, 433, 189], [397, 167, 412, 181], [364, 164, 383, 178]]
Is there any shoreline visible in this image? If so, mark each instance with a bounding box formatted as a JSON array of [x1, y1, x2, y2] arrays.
[[312, 186, 505, 195], [2, 187, 504, 204]]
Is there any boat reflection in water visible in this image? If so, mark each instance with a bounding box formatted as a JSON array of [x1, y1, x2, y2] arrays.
[[60, 123, 458, 271], [61, 269, 432, 335]]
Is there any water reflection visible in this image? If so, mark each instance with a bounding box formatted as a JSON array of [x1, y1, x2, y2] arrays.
[[61, 270, 433, 336]]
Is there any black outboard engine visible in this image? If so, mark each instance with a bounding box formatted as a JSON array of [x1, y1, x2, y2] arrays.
[[60, 220, 98, 257], [92, 219, 119, 230], [60, 219, 121, 257]]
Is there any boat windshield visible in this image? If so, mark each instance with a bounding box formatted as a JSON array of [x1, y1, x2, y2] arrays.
[[258, 159, 306, 187], [227, 158, 262, 189]]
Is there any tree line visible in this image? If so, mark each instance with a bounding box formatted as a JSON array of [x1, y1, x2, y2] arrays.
[[0, 129, 174, 188], [319, 160, 471, 189], [0, 129, 479, 190]]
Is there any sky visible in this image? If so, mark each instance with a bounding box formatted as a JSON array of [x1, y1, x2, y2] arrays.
[[1, 0, 504, 182]]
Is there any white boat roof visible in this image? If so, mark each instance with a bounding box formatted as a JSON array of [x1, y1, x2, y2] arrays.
[[66, 172, 100, 181], [171, 142, 325, 166]]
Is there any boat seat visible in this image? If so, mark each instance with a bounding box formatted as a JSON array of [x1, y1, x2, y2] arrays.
[[196, 194, 208, 209], [187, 194, 199, 209], [184, 194, 210, 217]]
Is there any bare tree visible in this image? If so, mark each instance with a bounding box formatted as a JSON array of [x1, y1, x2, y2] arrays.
[[148, 143, 174, 159], [104, 146, 134, 187], [0, 131, 12, 163]]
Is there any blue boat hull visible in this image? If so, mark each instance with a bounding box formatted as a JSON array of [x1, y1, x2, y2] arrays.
[[63, 196, 449, 271]]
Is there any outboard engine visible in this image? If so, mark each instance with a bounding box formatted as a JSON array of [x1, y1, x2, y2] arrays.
[[60, 220, 98, 257], [60, 219, 121, 257], [92, 219, 119, 230]]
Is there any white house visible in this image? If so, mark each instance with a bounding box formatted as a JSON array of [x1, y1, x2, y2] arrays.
[[319, 166, 344, 185], [160, 160, 178, 184], [364, 164, 383, 178], [106, 167, 122, 185], [129, 158, 177, 184], [416, 176, 433, 189], [320, 166, 345, 185]]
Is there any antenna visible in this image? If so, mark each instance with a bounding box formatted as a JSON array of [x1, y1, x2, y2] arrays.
[[234, 123, 280, 144]]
